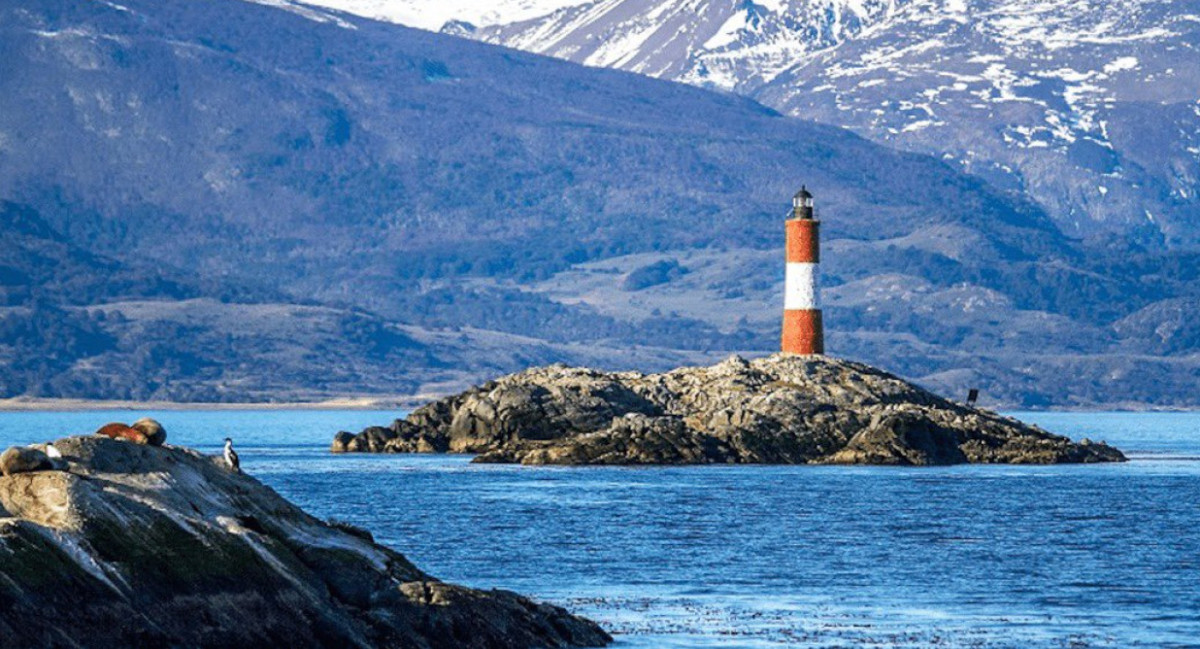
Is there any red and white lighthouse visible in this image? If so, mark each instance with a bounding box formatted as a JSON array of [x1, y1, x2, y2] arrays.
[[782, 186, 824, 355]]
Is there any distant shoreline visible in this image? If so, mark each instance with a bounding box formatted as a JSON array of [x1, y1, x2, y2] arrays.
[[0, 397, 1193, 413], [0, 397, 421, 412]]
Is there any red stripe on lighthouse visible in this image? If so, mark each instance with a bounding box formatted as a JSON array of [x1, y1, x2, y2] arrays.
[[783, 310, 823, 355], [786, 219, 819, 263]]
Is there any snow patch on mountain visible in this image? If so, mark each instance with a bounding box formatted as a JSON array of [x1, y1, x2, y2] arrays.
[[243, 0, 358, 28], [297, 0, 589, 30]]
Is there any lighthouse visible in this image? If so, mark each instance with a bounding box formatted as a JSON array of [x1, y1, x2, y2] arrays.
[[782, 186, 824, 355]]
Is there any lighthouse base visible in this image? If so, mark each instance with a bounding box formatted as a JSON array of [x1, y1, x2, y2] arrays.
[[782, 309, 823, 355]]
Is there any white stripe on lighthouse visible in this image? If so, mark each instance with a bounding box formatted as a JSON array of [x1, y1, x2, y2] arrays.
[[784, 262, 819, 310]]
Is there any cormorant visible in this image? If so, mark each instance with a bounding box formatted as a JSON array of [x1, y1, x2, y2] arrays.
[[223, 437, 240, 472]]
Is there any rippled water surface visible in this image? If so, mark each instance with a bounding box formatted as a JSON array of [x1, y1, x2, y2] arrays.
[[2, 410, 1198, 647]]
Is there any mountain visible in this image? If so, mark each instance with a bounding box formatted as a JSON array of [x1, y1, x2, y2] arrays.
[[451, 0, 1200, 248], [471, 0, 900, 92], [1, 0, 1197, 407], [298, 0, 593, 31]]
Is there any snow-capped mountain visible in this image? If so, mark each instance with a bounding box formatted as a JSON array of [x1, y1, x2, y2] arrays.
[[755, 0, 1200, 245], [296, 0, 588, 31], [472, 0, 905, 94], [6, 0, 1199, 405], [427, 0, 1200, 246]]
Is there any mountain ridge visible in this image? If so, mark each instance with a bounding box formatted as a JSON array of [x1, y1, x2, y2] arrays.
[[435, 0, 1200, 247], [0, 0, 1196, 407]]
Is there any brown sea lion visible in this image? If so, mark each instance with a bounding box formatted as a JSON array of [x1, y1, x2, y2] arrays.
[[0, 446, 52, 476], [131, 418, 167, 446], [95, 423, 149, 445]]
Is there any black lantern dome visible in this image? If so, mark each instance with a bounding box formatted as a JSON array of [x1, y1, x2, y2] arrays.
[[792, 186, 814, 218]]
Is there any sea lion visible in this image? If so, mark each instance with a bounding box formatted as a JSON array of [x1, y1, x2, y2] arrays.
[[0, 446, 52, 476], [131, 418, 167, 446], [95, 423, 150, 445]]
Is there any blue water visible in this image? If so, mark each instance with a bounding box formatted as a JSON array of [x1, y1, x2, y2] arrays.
[[2, 410, 1199, 648]]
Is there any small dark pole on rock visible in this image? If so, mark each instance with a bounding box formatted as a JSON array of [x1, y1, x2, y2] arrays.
[[966, 388, 979, 408]]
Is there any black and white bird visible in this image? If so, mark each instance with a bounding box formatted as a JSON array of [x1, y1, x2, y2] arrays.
[[223, 437, 240, 472]]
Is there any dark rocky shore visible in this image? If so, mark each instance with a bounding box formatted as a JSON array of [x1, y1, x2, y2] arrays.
[[333, 355, 1125, 465], [0, 435, 609, 648]]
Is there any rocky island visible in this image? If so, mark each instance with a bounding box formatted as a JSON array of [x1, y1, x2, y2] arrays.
[[0, 435, 609, 648], [333, 355, 1124, 465]]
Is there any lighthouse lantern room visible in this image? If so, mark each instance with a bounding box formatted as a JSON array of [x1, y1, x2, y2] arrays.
[[782, 186, 824, 355]]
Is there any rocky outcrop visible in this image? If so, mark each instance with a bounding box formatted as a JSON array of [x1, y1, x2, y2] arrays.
[[333, 355, 1125, 466], [0, 435, 610, 648]]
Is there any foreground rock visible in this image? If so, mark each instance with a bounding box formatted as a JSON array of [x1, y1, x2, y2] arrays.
[[0, 436, 610, 648], [333, 355, 1125, 465]]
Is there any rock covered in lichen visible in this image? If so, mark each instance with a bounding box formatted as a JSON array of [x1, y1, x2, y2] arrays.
[[336, 354, 1125, 466], [0, 435, 610, 648]]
